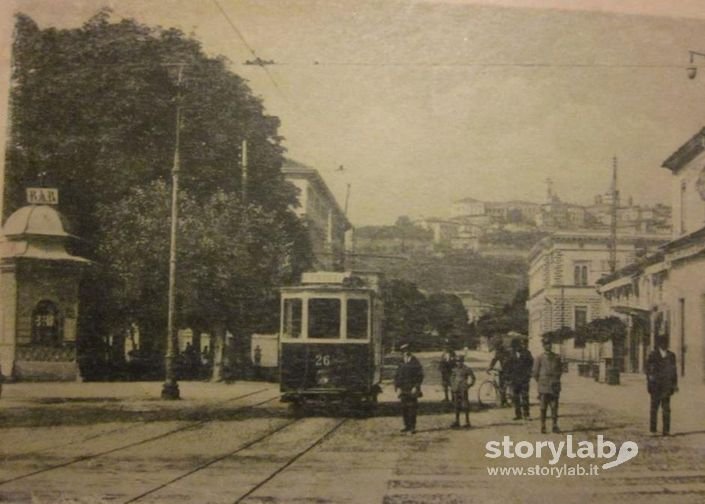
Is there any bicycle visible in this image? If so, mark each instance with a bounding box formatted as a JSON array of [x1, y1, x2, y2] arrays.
[[477, 369, 513, 408]]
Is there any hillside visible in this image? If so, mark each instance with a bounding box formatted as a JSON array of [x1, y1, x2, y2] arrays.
[[350, 249, 527, 306]]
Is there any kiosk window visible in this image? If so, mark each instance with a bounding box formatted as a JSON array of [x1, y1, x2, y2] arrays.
[[308, 298, 341, 339], [32, 300, 61, 345], [283, 298, 302, 338], [347, 299, 369, 339]]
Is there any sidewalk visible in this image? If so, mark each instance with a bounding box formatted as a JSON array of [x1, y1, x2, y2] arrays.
[[562, 367, 705, 435], [0, 379, 279, 425]]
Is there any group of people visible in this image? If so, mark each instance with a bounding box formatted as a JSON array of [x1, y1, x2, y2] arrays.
[[393, 342, 479, 434], [393, 335, 564, 435], [485, 336, 563, 433], [393, 333, 680, 437]]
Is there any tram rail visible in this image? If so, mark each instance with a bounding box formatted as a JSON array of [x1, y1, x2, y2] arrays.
[[0, 387, 281, 486]]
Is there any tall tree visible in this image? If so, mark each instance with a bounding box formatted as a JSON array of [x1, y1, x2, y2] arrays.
[[5, 11, 312, 377], [427, 293, 469, 349], [381, 279, 428, 352]]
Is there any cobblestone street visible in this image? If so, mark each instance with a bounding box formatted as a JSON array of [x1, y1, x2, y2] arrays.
[[1, 353, 704, 503]]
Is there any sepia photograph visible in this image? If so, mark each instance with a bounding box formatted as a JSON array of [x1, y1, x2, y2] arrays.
[[0, 0, 704, 502]]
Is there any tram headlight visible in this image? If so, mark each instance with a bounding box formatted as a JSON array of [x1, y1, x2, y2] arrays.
[[316, 370, 331, 385]]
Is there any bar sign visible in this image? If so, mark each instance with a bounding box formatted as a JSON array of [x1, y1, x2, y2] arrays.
[[26, 188, 59, 205]]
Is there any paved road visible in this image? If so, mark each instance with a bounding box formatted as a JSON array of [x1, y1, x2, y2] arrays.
[[1, 353, 704, 503]]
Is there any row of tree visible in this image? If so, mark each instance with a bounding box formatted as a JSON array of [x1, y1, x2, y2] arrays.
[[381, 279, 471, 352], [6, 10, 313, 379]]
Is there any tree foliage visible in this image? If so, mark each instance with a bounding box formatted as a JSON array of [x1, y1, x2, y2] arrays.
[[381, 279, 428, 352], [426, 292, 469, 348], [476, 287, 529, 339], [6, 11, 312, 374]]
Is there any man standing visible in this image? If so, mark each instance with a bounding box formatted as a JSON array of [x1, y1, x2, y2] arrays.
[[646, 335, 678, 436], [395, 343, 424, 434], [253, 345, 262, 380], [533, 336, 562, 434], [506, 337, 533, 421]]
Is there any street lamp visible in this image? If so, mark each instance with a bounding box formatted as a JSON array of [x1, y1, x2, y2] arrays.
[[161, 64, 185, 400], [687, 50, 705, 80]]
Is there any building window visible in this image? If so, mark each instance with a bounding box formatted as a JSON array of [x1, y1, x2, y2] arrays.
[[573, 263, 589, 286], [32, 300, 61, 346], [574, 306, 588, 330]]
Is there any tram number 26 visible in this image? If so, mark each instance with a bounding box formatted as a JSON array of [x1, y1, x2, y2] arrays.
[[314, 354, 331, 367]]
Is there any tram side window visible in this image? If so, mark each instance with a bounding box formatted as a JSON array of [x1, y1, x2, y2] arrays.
[[347, 299, 369, 339], [283, 298, 302, 338], [308, 298, 341, 339]]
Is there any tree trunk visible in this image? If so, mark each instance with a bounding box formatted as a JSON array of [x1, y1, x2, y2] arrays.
[[211, 320, 226, 382]]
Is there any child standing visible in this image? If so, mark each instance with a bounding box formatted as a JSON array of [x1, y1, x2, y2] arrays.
[[450, 355, 475, 428]]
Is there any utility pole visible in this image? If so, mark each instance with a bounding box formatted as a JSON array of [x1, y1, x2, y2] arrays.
[[609, 156, 619, 274], [241, 139, 248, 203], [162, 64, 185, 400], [344, 183, 351, 216]]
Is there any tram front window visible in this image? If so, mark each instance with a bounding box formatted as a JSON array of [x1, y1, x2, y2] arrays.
[[308, 298, 341, 339], [283, 298, 302, 338], [347, 299, 369, 339]]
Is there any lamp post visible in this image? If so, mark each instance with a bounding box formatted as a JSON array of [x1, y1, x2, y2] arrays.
[[161, 64, 185, 400], [687, 50, 705, 80]]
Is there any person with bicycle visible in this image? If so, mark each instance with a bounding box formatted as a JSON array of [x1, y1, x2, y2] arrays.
[[533, 335, 563, 434], [487, 337, 510, 407], [505, 337, 533, 421], [450, 355, 475, 428]]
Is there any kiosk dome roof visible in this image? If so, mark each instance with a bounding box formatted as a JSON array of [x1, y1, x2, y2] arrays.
[[3, 205, 70, 237]]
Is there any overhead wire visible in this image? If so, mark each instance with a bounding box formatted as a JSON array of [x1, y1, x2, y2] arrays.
[[210, 0, 287, 101]]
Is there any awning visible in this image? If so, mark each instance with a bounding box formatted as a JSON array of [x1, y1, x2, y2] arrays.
[[612, 305, 650, 320]]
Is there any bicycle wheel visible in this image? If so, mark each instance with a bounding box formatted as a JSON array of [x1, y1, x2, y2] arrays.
[[478, 380, 499, 407]]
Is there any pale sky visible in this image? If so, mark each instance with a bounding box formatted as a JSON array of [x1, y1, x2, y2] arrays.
[[3, 1, 705, 225]]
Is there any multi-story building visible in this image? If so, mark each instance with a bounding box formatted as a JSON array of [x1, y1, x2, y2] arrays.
[[526, 230, 668, 356], [283, 159, 352, 271], [599, 127, 705, 385], [587, 194, 671, 233], [451, 198, 486, 218], [451, 291, 495, 323], [536, 201, 587, 229], [452, 198, 540, 224]]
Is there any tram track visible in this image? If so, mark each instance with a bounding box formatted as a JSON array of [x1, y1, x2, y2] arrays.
[[2, 387, 275, 460], [123, 416, 348, 504], [0, 387, 281, 486], [232, 417, 348, 504]]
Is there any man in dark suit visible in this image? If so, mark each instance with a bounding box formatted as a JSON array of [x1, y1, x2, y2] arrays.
[[506, 337, 533, 421], [646, 335, 678, 436], [395, 343, 424, 434]]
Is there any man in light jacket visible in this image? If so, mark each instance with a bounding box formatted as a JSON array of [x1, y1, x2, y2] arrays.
[[533, 336, 562, 434]]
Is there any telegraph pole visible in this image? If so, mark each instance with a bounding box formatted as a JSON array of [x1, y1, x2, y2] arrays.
[[162, 64, 185, 400], [241, 139, 248, 202]]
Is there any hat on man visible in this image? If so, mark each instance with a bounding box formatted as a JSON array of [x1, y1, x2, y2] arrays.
[[399, 343, 411, 352]]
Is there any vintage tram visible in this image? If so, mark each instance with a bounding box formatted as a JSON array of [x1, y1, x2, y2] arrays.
[[279, 271, 383, 412]]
